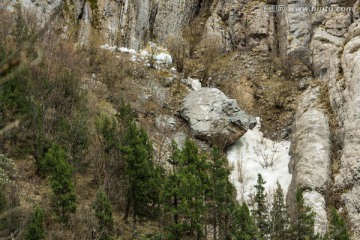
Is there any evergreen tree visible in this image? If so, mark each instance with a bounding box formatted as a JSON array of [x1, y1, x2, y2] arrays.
[[50, 145, 76, 223], [253, 174, 269, 238], [270, 181, 291, 240], [329, 207, 349, 240], [25, 206, 45, 240], [116, 97, 135, 125], [39, 144, 66, 176], [231, 202, 259, 240], [162, 141, 183, 240], [122, 121, 162, 224], [292, 188, 316, 240], [93, 188, 114, 240], [178, 138, 208, 239], [162, 139, 208, 240], [208, 147, 236, 239]]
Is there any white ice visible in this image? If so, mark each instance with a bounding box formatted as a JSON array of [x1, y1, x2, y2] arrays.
[[227, 118, 292, 202]]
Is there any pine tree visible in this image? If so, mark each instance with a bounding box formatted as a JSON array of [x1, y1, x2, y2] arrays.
[[178, 138, 208, 239], [93, 188, 114, 240], [50, 145, 76, 223], [329, 207, 349, 240], [270, 181, 291, 240], [292, 188, 316, 240], [25, 206, 45, 240], [122, 121, 162, 225], [208, 147, 236, 239], [231, 202, 259, 240], [162, 139, 208, 240], [39, 144, 66, 176], [162, 141, 183, 240], [253, 174, 269, 238]]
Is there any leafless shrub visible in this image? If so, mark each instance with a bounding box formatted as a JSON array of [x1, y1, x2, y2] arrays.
[[255, 75, 296, 111], [236, 151, 251, 201], [166, 34, 187, 72], [182, 24, 203, 58], [255, 140, 277, 168], [200, 34, 222, 85]]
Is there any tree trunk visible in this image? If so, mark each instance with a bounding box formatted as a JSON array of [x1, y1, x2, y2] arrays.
[[123, 198, 130, 222]]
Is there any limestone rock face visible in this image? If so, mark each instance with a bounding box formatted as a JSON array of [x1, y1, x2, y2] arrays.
[[153, 0, 200, 43], [277, 0, 351, 77], [329, 19, 360, 237], [205, 0, 275, 51], [14, 0, 202, 50], [287, 87, 331, 235], [277, 0, 312, 68], [311, 28, 344, 78], [181, 88, 257, 147]]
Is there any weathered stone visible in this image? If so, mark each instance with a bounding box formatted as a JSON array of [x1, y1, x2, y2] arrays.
[[276, 0, 312, 77], [325, 12, 351, 37], [287, 87, 331, 235], [153, 0, 200, 43], [303, 190, 328, 234], [330, 21, 360, 236], [155, 115, 177, 131], [181, 88, 256, 147], [342, 185, 360, 238], [205, 0, 274, 51], [311, 28, 343, 78]]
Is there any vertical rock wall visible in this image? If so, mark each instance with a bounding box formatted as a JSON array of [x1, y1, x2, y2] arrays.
[[287, 87, 331, 235]]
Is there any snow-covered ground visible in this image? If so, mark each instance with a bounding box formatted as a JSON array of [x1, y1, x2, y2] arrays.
[[99, 44, 172, 65], [227, 118, 292, 202]]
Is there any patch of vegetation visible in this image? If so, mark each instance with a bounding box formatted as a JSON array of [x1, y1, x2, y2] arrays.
[[89, 0, 100, 28], [25, 206, 45, 240]]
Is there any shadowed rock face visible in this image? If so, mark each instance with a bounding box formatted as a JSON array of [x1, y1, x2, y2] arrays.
[[181, 88, 257, 148]]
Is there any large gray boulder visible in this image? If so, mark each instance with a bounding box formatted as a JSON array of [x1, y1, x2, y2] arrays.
[[181, 88, 256, 147]]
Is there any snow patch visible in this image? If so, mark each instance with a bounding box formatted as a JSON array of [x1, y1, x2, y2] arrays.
[[155, 53, 172, 64], [227, 118, 292, 202], [140, 50, 150, 58], [100, 44, 117, 52], [118, 47, 136, 54]]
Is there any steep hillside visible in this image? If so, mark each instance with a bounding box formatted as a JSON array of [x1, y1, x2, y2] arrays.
[[1, 0, 360, 239]]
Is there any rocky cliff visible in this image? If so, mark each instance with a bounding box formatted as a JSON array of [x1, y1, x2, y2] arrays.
[[8, 0, 360, 237]]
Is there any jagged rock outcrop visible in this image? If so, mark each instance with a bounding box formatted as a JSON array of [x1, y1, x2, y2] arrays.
[[13, 0, 203, 50], [311, 29, 342, 76], [288, 87, 331, 234], [181, 88, 257, 147], [277, 0, 351, 77], [153, 0, 201, 43], [205, 0, 275, 51], [328, 18, 360, 238], [277, 0, 312, 76], [280, 1, 360, 235]]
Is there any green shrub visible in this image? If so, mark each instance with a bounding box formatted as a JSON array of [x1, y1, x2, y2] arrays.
[[25, 206, 45, 240]]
